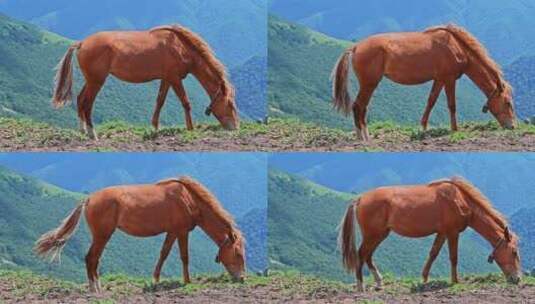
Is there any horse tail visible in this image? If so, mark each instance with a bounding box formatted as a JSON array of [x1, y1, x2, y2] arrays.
[[331, 47, 354, 116], [338, 198, 360, 273], [52, 42, 81, 108], [34, 198, 87, 262]]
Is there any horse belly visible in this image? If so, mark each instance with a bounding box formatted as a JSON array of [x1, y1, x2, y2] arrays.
[[110, 53, 164, 83], [108, 37, 169, 83], [387, 193, 442, 237]]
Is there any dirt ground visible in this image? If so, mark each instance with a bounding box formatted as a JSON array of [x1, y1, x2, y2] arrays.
[[2, 277, 535, 304], [1, 119, 534, 151]]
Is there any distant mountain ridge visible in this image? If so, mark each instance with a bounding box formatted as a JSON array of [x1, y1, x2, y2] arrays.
[[0, 165, 267, 281], [269, 0, 535, 65], [268, 16, 493, 129], [0, 0, 267, 66], [0, 13, 265, 128], [268, 169, 502, 282]]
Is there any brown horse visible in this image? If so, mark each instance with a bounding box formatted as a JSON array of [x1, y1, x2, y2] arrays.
[[52, 25, 239, 140], [332, 24, 516, 141], [34, 176, 246, 293], [338, 176, 521, 292]]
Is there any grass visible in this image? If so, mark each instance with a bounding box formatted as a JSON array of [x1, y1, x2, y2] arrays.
[[1, 269, 534, 303], [1, 117, 534, 151], [0, 117, 269, 150]]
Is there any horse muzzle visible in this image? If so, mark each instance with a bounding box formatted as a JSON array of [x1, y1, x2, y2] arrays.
[[507, 274, 521, 285]]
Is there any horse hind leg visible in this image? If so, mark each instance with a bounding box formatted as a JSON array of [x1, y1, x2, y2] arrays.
[[83, 82, 104, 140], [77, 84, 87, 134], [85, 232, 113, 293], [353, 85, 376, 141], [365, 231, 389, 290]]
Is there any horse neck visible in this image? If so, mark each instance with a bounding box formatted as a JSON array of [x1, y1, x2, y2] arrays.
[[468, 206, 505, 248], [190, 56, 222, 101], [464, 57, 499, 98], [195, 204, 231, 245]]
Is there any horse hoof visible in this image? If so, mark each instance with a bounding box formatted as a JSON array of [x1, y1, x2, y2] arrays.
[[374, 286, 383, 291]]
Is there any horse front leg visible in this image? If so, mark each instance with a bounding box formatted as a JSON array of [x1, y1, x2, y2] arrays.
[[447, 233, 460, 284], [178, 233, 191, 284], [422, 234, 446, 283], [153, 233, 176, 284], [421, 81, 444, 131], [445, 81, 458, 131], [151, 81, 170, 130], [171, 80, 194, 131]]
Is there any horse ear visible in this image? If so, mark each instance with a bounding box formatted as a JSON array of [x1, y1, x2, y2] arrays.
[[229, 231, 237, 243], [504, 226, 511, 242]]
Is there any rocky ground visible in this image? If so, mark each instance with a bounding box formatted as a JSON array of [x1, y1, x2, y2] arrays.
[[1, 118, 534, 151], [1, 270, 534, 304]]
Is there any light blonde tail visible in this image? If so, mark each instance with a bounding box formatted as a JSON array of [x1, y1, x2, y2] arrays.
[[337, 199, 360, 273], [51, 42, 81, 108], [34, 199, 87, 262], [331, 48, 354, 116]]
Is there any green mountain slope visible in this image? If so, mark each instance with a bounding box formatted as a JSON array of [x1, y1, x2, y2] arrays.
[[269, 0, 535, 65], [0, 0, 267, 66], [0, 166, 266, 282], [0, 153, 267, 218], [511, 207, 535, 272], [268, 169, 497, 282], [269, 153, 535, 216], [0, 14, 262, 128], [268, 16, 488, 130], [504, 55, 535, 120]]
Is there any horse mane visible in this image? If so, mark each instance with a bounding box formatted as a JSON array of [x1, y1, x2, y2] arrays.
[[430, 176, 508, 228], [163, 176, 242, 238], [425, 24, 511, 92], [150, 25, 236, 108]]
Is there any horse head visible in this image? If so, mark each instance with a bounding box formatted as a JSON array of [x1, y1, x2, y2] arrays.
[[215, 229, 246, 282], [487, 226, 521, 284], [483, 82, 516, 129], [205, 81, 239, 130]]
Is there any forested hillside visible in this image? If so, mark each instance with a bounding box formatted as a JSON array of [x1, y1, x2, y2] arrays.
[[0, 0, 267, 66], [0, 13, 264, 129], [268, 16, 490, 129], [269, 153, 535, 215], [269, 0, 535, 65], [268, 169, 497, 282], [0, 165, 267, 282]]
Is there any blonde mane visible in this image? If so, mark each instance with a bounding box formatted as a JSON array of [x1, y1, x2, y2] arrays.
[[150, 25, 236, 108], [160, 176, 242, 238], [425, 24, 511, 92], [430, 176, 508, 228]]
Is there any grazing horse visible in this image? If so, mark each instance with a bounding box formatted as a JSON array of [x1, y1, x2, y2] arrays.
[[338, 176, 521, 292], [52, 25, 239, 140], [34, 177, 246, 293], [332, 24, 516, 141]]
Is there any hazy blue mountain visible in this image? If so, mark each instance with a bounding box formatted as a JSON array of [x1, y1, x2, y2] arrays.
[[0, 0, 267, 66], [269, 0, 535, 64], [0, 153, 267, 218], [0, 165, 267, 281], [268, 16, 493, 129], [269, 153, 535, 216], [268, 169, 498, 282], [505, 56, 535, 120], [0, 13, 263, 128]]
